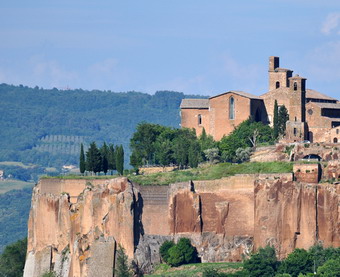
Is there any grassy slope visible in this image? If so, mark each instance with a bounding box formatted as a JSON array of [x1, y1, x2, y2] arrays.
[[39, 161, 293, 185], [0, 179, 35, 194], [129, 161, 293, 186], [146, 262, 243, 277]]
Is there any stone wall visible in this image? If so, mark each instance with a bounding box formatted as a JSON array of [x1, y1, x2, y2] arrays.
[[180, 108, 210, 137], [209, 93, 251, 141], [293, 163, 320, 183]]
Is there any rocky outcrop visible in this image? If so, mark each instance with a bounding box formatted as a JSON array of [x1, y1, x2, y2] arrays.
[[24, 178, 138, 277], [24, 173, 340, 276]]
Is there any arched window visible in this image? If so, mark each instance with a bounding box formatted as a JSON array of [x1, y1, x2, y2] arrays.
[[276, 81, 280, 89], [294, 82, 298, 91], [334, 138, 338, 143], [229, 97, 235, 119], [198, 114, 202, 125]]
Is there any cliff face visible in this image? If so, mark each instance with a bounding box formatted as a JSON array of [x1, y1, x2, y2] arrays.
[[24, 175, 340, 276], [24, 178, 138, 277]]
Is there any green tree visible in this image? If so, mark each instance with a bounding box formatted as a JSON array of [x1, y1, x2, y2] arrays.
[[278, 248, 313, 277], [79, 143, 85, 174], [199, 128, 216, 159], [86, 142, 102, 174], [243, 245, 279, 277], [155, 138, 173, 167], [0, 237, 27, 277], [130, 151, 142, 171], [115, 245, 132, 277], [108, 143, 116, 174], [100, 142, 109, 175], [159, 240, 175, 263], [219, 119, 273, 162], [278, 105, 289, 137], [176, 238, 197, 264], [273, 100, 279, 139], [160, 238, 197, 267], [204, 148, 220, 164], [167, 245, 184, 267], [308, 245, 340, 274], [317, 257, 340, 277], [130, 122, 166, 165], [116, 145, 124, 175], [188, 141, 200, 168], [172, 128, 197, 169]]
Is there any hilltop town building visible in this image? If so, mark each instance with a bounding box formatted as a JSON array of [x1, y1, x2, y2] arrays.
[[180, 57, 340, 143]]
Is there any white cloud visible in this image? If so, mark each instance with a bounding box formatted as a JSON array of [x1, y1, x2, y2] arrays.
[[29, 56, 79, 89], [321, 13, 340, 35]]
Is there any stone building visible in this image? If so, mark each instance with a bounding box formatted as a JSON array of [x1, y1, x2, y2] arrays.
[[180, 56, 340, 143]]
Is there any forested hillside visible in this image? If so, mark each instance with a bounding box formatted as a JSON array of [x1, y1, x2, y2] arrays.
[[0, 83, 202, 172]]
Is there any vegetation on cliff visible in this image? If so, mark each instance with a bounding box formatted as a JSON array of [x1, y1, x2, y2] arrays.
[[160, 238, 198, 267], [129, 161, 293, 185], [147, 245, 340, 277], [130, 123, 216, 169]]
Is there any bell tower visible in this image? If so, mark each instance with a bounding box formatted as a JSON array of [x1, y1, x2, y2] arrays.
[[268, 56, 293, 91]]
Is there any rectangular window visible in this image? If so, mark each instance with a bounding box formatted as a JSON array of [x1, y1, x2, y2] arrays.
[[293, 128, 297, 136]]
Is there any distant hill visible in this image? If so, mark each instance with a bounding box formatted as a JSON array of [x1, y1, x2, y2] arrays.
[[0, 83, 205, 173]]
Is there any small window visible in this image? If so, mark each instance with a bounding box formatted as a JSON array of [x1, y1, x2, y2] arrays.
[[295, 117, 297, 122], [334, 138, 338, 143], [294, 82, 298, 91], [276, 81, 280, 89], [337, 129, 339, 135], [229, 97, 235, 120], [198, 114, 202, 125], [294, 128, 297, 136]]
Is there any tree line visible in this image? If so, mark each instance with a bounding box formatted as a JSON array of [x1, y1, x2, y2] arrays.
[[79, 142, 124, 175], [129, 122, 217, 169], [129, 119, 276, 169]]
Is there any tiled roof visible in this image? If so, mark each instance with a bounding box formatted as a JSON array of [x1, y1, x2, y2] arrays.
[[313, 102, 340, 109], [306, 89, 337, 101], [180, 99, 209, 109], [209, 90, 262, 100]]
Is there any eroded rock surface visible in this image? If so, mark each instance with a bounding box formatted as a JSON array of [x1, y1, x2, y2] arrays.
[[24, 173, 340, 276]]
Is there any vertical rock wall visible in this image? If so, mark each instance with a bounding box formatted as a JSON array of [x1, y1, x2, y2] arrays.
[[24, 174, 340, 276]]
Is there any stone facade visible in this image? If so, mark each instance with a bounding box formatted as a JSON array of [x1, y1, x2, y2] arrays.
[[181, 57, 340, 143]]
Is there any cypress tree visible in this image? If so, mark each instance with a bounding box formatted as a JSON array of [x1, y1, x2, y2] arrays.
[[273, 100, 279, 139], [86, 142, 102, 174], [188, 141, 200, 168], [79, 143, 86, 174], [100, 142, 109, 175], [108, 144, 116, 174], [116, 145, 124, 175], [278, 105, 289, 137]]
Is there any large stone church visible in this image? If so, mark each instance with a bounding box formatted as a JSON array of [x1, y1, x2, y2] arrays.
[[180, 56, 340, 143]]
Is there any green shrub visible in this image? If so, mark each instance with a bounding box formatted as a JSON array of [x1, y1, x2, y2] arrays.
[[167, 245, 184, 267], [159, 240, 175, 263], [243, 245, 279, 277], [160, 238, 198, 267], [278, 249, 313, 277], [317, 257, 340, 276]]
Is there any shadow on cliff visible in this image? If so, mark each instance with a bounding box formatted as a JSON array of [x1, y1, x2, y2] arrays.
[[132, 187, 145, 250]]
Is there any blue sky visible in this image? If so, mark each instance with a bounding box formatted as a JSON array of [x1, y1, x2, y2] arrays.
[[1, 0, 340, 98]]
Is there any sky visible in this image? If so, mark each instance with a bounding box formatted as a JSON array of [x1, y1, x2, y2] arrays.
[[0, 0, 340, 99]]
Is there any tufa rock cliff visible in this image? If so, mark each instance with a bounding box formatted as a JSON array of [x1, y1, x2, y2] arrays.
[[24, 174, 340, 276]]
